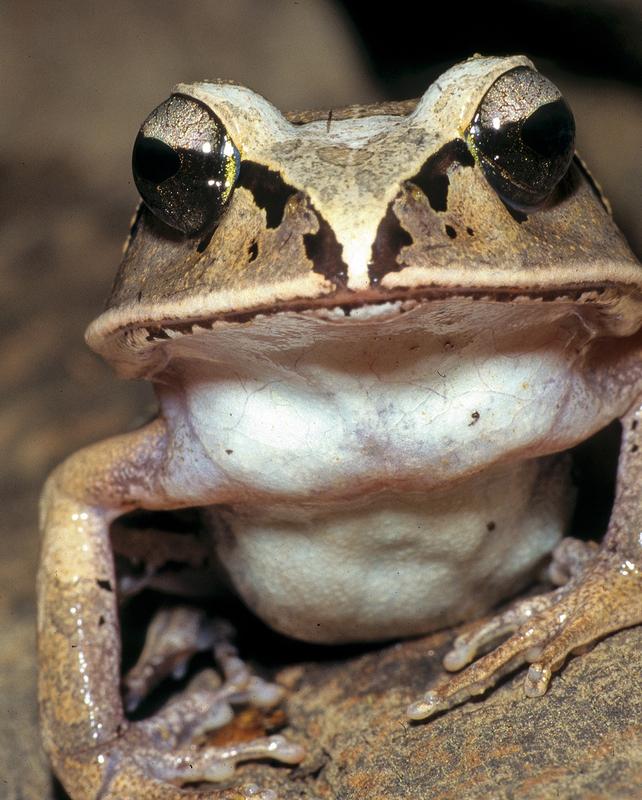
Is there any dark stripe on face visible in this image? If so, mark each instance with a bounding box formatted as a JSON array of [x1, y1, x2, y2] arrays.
[[408, 139, 474, 212], [368, 198, 413, 286], [368, 140, 475, 286], [237, 161, 298, 229], [304, 205, 348, 288]]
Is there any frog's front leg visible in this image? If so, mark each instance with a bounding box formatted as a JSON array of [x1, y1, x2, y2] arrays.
[[408, 402, 642, 721], [38, 419, 303, 800]]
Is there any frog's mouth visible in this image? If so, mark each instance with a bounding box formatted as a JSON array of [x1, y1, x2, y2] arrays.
[[139, 282, 617, 331], [86, 281, 641, 379]]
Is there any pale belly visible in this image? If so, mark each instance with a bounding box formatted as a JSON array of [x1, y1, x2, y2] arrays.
[[154, 302, 632, 643], [204, 454, 573, 644]]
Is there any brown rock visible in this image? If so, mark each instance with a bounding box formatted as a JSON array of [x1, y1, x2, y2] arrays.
[[230, 626, 642, 799]]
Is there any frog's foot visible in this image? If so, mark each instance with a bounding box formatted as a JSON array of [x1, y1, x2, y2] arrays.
[[124, 605, 282, 715], [67, 667, 303, 799], [101, 724, 295, 799], [117, 605, 304, 790], [116, 669, 303, 790], [407, 552, 642, 720]]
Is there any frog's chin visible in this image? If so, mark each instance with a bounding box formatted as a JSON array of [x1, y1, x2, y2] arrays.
[[151, 298, 637, 511]]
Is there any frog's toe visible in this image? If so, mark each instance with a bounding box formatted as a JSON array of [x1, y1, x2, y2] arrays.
[[124, 605, 222, 711], [547, 536, 599, 585], [98, 736, 297, 799], [436, 537, 601, 675], [141, 665, 285, 746], [441, 587, 565, 672], [407, 554, 642, 721], [406, 624, 546, 720], [124, 606, 283, 716], [130, 732, 304, 785], [96, 676, 304, 797]]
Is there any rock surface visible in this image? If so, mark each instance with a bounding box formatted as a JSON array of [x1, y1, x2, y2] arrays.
[[255, 626, 642, 799]]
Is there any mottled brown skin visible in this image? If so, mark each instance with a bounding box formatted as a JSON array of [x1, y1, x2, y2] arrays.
[[104, 135, 637, 328]]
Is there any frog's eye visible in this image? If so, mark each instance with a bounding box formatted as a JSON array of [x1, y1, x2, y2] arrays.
[[467, 67, 575, 210], [132, 95, 240, 236]]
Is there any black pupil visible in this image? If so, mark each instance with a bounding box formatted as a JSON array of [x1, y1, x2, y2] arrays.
[[133, 136, 181, 186], [521, 99, 574, 159]]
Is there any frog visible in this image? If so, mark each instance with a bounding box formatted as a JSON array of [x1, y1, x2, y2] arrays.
[[38, 54, 642, 800]]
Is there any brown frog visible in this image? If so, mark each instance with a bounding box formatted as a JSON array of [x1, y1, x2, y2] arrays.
[[38, 54, 642, 799]]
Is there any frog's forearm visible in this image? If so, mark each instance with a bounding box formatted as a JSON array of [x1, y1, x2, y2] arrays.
[[38, 420, 304, 799], [606, 400, 642, 557], [37, 419, 169, 788]]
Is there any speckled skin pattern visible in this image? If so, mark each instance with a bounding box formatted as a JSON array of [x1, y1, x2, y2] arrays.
[[38, 55, 642, 798]]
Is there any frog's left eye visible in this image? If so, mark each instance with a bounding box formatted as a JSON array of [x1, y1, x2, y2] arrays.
[[467, 67, 575, 210], [132, 95, 240, 236]]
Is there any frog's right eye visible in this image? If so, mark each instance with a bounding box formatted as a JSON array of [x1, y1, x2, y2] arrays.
[[132, 95, 240, 236]]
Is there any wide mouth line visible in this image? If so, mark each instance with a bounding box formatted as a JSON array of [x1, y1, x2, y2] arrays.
[[111, 282, 621, 342]]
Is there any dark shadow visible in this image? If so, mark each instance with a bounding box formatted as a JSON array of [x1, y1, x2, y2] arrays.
[[337, 0, 642, 95], [569, 418, 620, 541], [52, 776, 71, 800]]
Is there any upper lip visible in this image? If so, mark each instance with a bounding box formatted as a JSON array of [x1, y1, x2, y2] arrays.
[[131, 282, 616, 338]]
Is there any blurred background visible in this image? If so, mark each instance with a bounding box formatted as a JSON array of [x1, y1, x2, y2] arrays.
[[1, 1, 640, 797]]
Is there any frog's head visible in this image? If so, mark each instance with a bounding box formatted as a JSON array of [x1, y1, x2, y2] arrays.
[[86, 54, 641, 376]]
